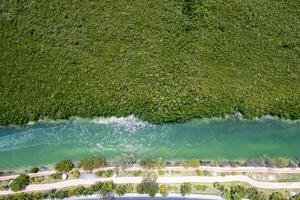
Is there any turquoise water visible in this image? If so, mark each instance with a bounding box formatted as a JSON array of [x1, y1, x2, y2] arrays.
[[0, 116, 300, 170]]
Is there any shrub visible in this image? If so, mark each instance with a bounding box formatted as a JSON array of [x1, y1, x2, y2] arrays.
[[213, 182, 225, 192], [158, 170, 166, 176], [181, 159, 201, 168], [140, 158, 164, 169], [288, 160, 298, 168], [70, 169, 80, 179], [181, 161, 190, 168], [67, 186, 86, 196], [275, 157, 289, 168], [247, 188, 268, 200], [190, 159, 200, 168], [180, 182, 192, 196], [229, 160, 242, 167], [230, 185, 248, 199], [195, 169, 211, 176], [95, 170, 114, 177], [29, 167, 39, 173], [115, 184, 134, 196], [269, 192, 288, 200], [220, 172, 226, 176], [77, 156, 107, 171], [55, 160, 74, 173], [9, 174, 30, 192], [54, 190, 69, 199], [29, 176, 44, 183], [195, 184, 207, 192], [100, 181, 115, 193], [137, 179, 159, 197], [50, 172, 62, 180], [132, 170, 142, 176], [159, 184, 169, 197]]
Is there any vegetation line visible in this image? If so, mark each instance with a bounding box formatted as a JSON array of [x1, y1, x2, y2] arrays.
[[1, 0, 300, 125]]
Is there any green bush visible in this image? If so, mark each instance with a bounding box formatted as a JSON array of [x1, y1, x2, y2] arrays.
[[220, 172, 227, 176], [50, 172, 62, 180], [213, 182, 225, 192], [29, 176, 44, 183], [190, 159, 200, 168], [29, 167, 39, 173], [159, 184, 169, 197], [140, 158, 164, 169], [95, 169, 114, 177], [247, 188, 268, 200], [230, 185, 248, 199], [275, 157, 289, 168], [55, 160, 74, 173], [77, 156, 107, 171], [180, 182, 192, 196], [9, 174, 30, 192], [181, 159, 200, 168], [100, 181, 115, 193], [269, 192, 288, 200], [70, 169, 80, 179], [195, 169, 211, 176], [132, 170, 142, 176], [115, 184, 134, 196], [195, 184, 207, 192], [137, 180, 159, 197]]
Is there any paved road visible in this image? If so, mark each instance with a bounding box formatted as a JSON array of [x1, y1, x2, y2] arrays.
[[1, 175, 300, 196]]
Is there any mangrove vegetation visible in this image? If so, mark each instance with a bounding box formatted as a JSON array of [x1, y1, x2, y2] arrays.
[[0, 0, 300, 125]]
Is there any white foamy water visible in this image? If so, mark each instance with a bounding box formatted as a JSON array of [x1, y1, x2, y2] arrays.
[[92, 115, 153, 133]]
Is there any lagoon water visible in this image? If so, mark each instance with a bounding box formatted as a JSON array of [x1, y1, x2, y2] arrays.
[[0, 116, 300, 170]]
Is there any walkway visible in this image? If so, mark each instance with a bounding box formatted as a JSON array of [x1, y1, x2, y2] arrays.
[[1, 175, 300, 196]]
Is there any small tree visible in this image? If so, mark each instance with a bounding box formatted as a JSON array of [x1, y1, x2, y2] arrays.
[[159, 184, 169, 197], [67, 185, 86, 196], [190, 159, 200, 168], [29, 167, 39, 173], [101, 181, 115, 193], [195, 184, 207, 192], [10, 174, 30, 191], [269, 192, 287, 200], [95, 170, 114, 177], [230, 185, 248, 199], [50, 172, 62, 179], [115, 184, 133, 196], [136, 179, 159, 197], [55, 160, 74, 173], [140, 158, 164, 170], [275, 157, 289, 168], [180, 182, 192, 196], [69, 169, 80, 179], [97, 181, 115, 200], [77, 156, 107, 171], [213, 182, 225, 192]]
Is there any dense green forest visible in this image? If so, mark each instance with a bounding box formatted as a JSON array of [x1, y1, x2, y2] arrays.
[[0, 0, 299, 125]]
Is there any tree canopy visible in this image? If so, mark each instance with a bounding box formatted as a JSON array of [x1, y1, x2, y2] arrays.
[[1, 0, 299, 125], [55, 160, 74, 173]]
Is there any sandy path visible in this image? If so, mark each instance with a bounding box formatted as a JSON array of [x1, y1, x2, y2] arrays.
[[1, 175, 300, 196]]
